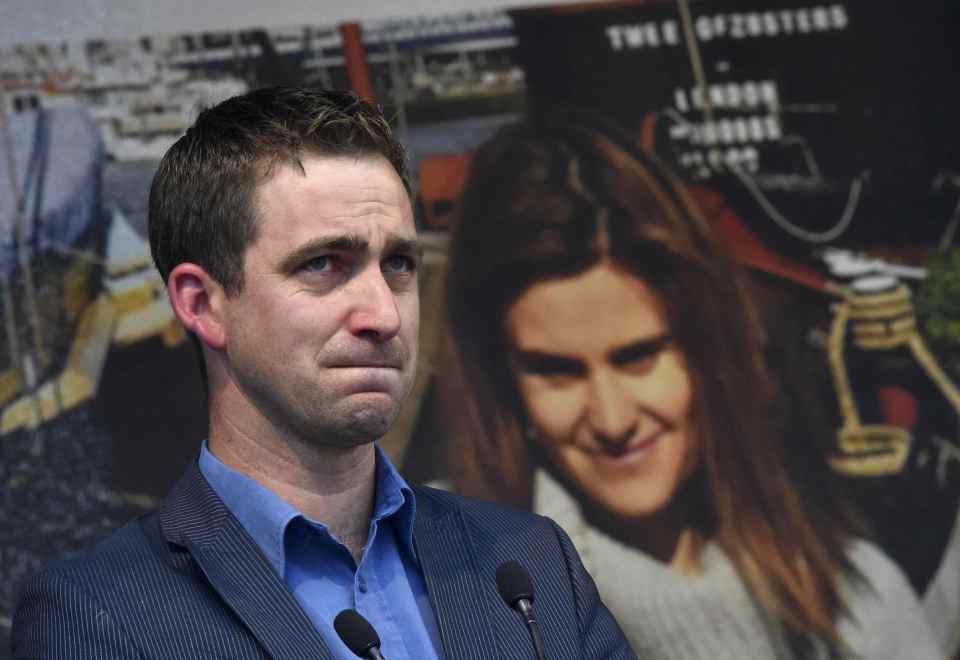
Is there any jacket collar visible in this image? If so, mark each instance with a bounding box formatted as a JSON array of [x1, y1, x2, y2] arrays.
[[411, 487, 500, 660], [160, 462, 334, 660], [159, 465, 499, 660]]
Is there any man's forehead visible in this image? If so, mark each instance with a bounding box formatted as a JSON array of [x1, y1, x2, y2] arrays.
[[252, 153, 415, 246], [260, 152, 408, 202]]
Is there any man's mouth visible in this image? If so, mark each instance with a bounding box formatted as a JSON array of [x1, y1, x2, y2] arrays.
[[327, 356, 404, 369]]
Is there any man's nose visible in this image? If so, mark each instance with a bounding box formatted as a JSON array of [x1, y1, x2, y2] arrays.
[[586, 370, 637, 444], [347, 267, 402, 341]]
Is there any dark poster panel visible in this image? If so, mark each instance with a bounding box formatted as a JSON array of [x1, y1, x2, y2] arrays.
[[511, 1, 960, 255]]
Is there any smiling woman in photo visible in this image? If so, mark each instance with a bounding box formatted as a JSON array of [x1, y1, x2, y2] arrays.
[[438, 114, 941, 658]]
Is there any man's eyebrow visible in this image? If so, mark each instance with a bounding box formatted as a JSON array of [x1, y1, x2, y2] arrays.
[[278, 233, 422, 272], [277, 234, 366, 271], [609, 334, 673, 365], [384, 235, 423, 260]]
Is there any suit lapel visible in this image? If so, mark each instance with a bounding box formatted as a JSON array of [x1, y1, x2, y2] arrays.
[[160, 464, 334, 660], [414, 489, 499, 660]]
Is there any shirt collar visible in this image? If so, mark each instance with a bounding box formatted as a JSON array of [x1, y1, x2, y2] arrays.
[[198, 441, 419, 576], [372, 443, 419, 560]]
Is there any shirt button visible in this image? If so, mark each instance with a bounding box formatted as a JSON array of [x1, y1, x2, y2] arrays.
[[358, 576, 368, 593]]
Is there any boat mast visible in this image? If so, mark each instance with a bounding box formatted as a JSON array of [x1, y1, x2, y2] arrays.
[[0, 85, 24, 375], [0, 82, 45, 425]]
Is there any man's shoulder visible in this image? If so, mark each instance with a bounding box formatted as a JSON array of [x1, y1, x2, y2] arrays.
[[12, 493, 259, 660], [18, 511, 168, 604], [413, 483, 555, 528], [412, 484, 572, 558], [12, 512, 176, 657], [411, 485, 637, 659]]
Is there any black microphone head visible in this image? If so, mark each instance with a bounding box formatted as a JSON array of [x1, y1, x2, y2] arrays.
[[334, 609, 381, 658], [496, 560, 535, 608]]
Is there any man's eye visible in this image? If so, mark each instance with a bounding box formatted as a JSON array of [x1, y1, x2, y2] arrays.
[[383, 255, 415, 274], [303, 256, 333, 272]]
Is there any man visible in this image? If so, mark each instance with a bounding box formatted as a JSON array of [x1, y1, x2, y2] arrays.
[[12, 87, 634, 660]]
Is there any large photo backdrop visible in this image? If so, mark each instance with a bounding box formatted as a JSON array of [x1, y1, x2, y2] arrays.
[[1, 0, 958, 656]]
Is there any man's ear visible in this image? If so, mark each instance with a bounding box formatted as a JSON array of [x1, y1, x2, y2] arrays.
[[167, 263, 228, 351]]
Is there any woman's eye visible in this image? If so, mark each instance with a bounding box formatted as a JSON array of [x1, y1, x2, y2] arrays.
[[622, 354, 657, 375]]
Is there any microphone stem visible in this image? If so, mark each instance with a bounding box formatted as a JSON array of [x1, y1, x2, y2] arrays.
[[517, 599, 547, 660], [368, 649, 386, 660]]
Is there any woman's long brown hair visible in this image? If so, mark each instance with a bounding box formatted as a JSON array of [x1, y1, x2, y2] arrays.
[[441, 114, 856, 650]]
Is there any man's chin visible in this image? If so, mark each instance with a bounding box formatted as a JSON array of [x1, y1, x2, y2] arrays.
[[321, 399, 401, 445], [282, 386, 409, 448]]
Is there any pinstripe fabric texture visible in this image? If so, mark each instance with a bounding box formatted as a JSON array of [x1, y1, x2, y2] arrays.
[[13, 463, 636, 659]]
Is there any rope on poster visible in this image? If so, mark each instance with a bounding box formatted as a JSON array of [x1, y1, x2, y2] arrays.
[[659, 107, 868, 245], [675, 0, 866, 245], [933, 172, 960, 251], [677, 0, 712, 124], [827, 278, 960, 476], [728, 162, 867, 244]]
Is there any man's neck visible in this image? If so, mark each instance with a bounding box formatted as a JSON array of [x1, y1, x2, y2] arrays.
[[208, 410, 377, 563]]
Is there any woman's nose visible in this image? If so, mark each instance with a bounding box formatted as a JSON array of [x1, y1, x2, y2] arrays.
[[586, 370, 638, 444]]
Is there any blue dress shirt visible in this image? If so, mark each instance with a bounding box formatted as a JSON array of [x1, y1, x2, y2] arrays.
[[199, 443, 443, 660]]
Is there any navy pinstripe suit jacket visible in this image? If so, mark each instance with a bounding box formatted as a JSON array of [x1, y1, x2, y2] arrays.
[[13, 463, 636, 659]]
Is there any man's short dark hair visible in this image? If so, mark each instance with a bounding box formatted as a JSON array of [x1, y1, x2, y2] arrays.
[[148, 86, 410, 294]]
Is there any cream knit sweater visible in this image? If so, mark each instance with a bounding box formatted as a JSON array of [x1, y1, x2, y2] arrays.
[[534, 471, 944, 659]]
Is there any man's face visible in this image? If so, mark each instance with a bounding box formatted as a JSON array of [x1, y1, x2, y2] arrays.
[[218, 153, 419, 447]]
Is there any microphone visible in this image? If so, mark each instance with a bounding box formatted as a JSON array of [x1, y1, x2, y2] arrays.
[[333, 609, 387, 660], [496, 561, 547, 660]]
